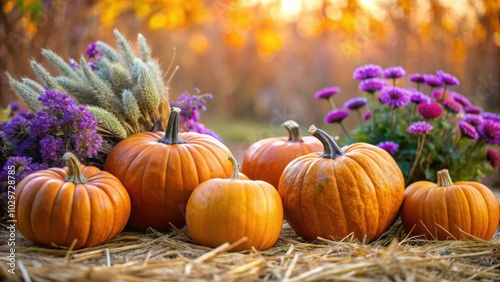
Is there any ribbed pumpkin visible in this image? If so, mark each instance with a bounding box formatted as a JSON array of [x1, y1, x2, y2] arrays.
[[278, 125, 405, 243], [15, 152, 131, 249], [186, 156, 283, 251], [401, 169, 500, 240], [104, 107, 233, 231], [241, 120, 323, 188]]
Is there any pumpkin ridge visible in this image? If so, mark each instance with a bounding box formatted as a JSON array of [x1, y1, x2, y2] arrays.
[[331, 158, 350, 240], [459, 185, 485, 238], [49, 182, 71, 246], [337, 156, 369, 239], [343, 154, 380, 238], [31, 179, 61, 244], [467, 182, 500, 238], [316, 159, 341, 238], [89, 183, 117, 242]]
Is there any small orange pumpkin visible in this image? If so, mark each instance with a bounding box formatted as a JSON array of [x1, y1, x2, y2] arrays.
[[278, 125, 405, 243], [241, 120, 323, 188], [104, 107, 233, 231], [401, 169, 500, 240], [15, 152, 131, 249], [186, 156, 283, 251]]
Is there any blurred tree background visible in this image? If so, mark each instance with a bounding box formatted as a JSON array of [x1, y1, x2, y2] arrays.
[[1, 0, 499, 157]]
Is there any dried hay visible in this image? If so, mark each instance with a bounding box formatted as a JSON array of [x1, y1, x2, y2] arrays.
[[0, 217, 499, 282]]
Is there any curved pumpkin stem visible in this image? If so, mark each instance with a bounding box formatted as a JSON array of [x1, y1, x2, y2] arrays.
[[436, 169, 454, 187], [228, 156, 240, 180], [62, 152, 88, 184], [282, 120, 303, 142], [158, 107, 186, 145], [308, 125, 344, 159]]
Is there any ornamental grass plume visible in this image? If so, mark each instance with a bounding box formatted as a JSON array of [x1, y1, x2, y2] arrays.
[[315, 64, 500, 184]]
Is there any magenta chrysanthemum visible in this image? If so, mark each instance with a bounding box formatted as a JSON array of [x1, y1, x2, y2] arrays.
[[464, 114, 484, 126], [324, 108, 349, 124], [424, 74, 443, 88], [486, 148, 500, 168], [409, 73, 426, 84], [458, 121, 478, 140], [483, 112, 500, 123], [409, 90, 431, 104], [383, 66, 406, 79], [463, 105, 483, 115], [358, 78, 386, 93], [442, 100, 463, 114], [451, 92, 472, 107], [344, 97, 368, 110], [353, 64, 383, 80], [436, 70, 460, 86], [408, 121, 433, 135], [376, 141, 399, 155], [478, 120, 500, 145], [417, 103, 443, 119], [314, 86, 340, 99], [378, 87, 410, 107]]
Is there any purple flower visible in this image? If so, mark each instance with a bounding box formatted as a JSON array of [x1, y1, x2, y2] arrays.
[[409, 90, 431, 104], [417, 103, 443, 119], [358, 78, 386, 93], [486, 148, 500, 168], [442, 100, 463, 114], [478, 120, 500, 145], [353, 64, 383, 80], [458, 121, 478, 140], [450, 92, 472, 107], [464, 114, 484, 126], [376, 141, 399, 155], [463, 105, 483, 115], [424, 74, 443, 88], [383, 66, 406, 79], [363, 111, 371, 121], [344, 97, 368, 110], [324, 108, 349, 124], [409, 73, 426, 84], [378, 87, 410, 107], [40, 136, 65, 163], [68, 58, 79, 69], [314, 87, 340, 99], [483, 112, 500, 123], [8, 102, 22, 117], [85, 42, 102, 59], [408, 121, 433, 135], [436, 70, 460, 86]]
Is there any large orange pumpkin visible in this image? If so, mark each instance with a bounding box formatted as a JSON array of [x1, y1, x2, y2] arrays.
[[186, 156, 283, 251], [15, 152, 131, 249], [278, 125, 405, 243], [401, 169, 500, 240], [241, 120, 323, 188], [104, 107, 233, 231]]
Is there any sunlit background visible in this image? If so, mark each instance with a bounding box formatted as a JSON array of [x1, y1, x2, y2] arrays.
[[1, 0, 499, 154]]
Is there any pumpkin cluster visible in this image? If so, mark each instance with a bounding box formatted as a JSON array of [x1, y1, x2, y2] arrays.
[[14, 110, 500, 251]]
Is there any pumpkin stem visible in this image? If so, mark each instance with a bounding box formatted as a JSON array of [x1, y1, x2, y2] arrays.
[[308, 125, 344, 159], [228, 156, 240, 180], [62, 152, 88, 184], [436, 169, 454, 187], [282, 120, 303, 142], [158, 107, 186, 144]]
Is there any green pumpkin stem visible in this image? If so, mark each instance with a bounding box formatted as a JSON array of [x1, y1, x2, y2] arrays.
[[62, 152, 88, 184], [282, 120, 303, 142], [228, 156, 240, 180], [158, 107, 186, 144], [436, 169, 454, 187], [308, 125, 344, 159]]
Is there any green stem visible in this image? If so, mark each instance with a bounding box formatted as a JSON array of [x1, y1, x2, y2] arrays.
[[391, 107, 396, 130], [62, 152, 88, 184], [406, 134, 427, 184], [439, 85, 448, 103], [356, 109, 364, 126], [409, 103, 415, 124], [158, 107, 186, 144], [308, 125, 344, 159], [282, 120, 303, 142], [228, 156, 240, 180], [327, 97, 337, 110], [339, 123, 351, 140]]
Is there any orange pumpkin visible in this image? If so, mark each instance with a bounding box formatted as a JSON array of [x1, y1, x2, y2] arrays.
[[241, 120, 323, 188], [104, 107, 233, 231], [401, 169, 500, 240], [186, 156, 283, 251], [15, 152, 131, 249], [278, 125, 405, 243]]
